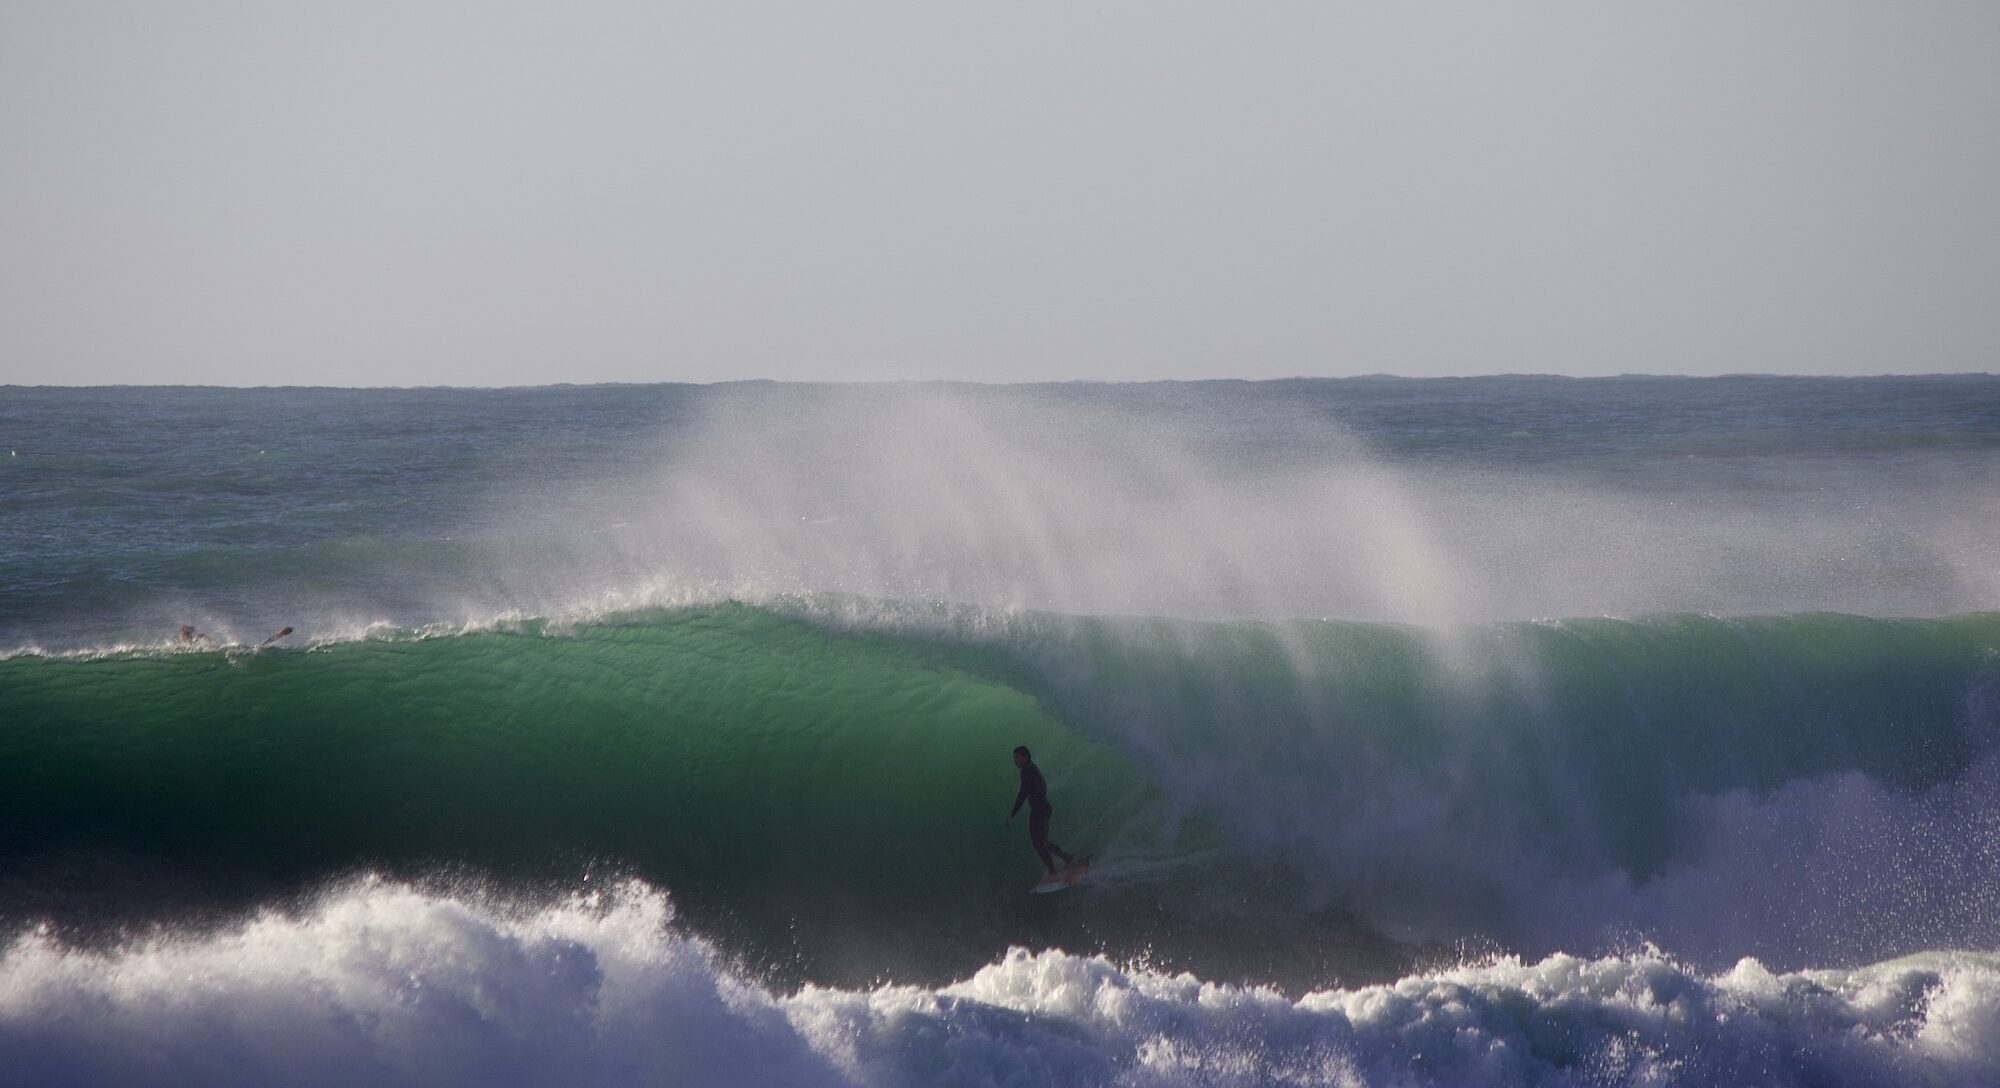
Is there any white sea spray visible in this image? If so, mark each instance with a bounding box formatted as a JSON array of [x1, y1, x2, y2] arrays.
[[4, 879, 1997, 1087]]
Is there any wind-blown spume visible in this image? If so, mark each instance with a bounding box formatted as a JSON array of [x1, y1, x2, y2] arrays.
[[11, 382, 1996, 651], [467, 382, 2000, 633], [477, 384, 1474, 628], [436, 386, 2000, 970]]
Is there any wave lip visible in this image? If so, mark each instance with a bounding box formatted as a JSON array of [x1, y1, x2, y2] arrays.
[[3, 879, 1998, 1088]]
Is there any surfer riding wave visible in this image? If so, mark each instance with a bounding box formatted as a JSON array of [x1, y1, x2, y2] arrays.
[[1006, 745, 1074, 877]]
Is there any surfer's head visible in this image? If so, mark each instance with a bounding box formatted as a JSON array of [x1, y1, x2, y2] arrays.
[[1013, 745, 1031, 767]]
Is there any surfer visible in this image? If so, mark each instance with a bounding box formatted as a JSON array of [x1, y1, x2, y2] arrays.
[[1006, 746, 1074, 877], [176, 625, 209, 644]]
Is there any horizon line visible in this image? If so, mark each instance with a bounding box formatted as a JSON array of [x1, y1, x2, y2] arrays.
[[6, 371, 1998, 392]]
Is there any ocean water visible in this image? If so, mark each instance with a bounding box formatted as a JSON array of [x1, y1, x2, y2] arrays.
[[4, 376, 2000, 1086]]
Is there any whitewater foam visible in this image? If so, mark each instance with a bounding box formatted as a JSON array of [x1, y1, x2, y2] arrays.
[[4, 879, 1998, 1087]]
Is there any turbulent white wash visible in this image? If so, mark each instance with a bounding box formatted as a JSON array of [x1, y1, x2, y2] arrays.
[[3, 879, 1997, 1088]]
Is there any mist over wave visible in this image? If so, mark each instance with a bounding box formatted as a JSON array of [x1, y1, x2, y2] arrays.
[[480, 381, 2000, 629], [6, 379, 1998, 650]]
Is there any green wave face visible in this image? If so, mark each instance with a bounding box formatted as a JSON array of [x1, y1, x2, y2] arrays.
[[1009, 609, 2000, 967], [0, 606, 1156, 981], [1037, 610, 2000, 871], [7, 605, 2000, 985]]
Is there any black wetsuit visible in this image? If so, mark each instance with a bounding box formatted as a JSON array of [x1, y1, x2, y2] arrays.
[[1012, 761, 1072, 874]]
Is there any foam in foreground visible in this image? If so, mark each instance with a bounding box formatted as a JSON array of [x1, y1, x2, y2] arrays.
[[4, 878, 1998, 1088]]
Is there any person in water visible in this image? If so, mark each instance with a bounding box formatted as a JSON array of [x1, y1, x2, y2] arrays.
[[1006, 745, 1074, 876]]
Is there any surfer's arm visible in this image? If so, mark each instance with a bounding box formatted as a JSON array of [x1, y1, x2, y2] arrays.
[[1008, 782, 1028, 820]]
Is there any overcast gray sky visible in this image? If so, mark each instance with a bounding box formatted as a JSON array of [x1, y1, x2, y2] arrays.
[[3, 2, 1997, 386]]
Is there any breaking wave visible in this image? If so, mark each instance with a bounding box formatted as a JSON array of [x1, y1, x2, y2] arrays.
[[5, 604, 1999, 980], [5, 878, 1999, 1088]]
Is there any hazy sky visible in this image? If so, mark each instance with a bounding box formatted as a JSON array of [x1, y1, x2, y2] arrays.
[[4, 2, 1997, 386]]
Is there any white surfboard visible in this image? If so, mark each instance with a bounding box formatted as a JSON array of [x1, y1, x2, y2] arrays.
[[1030, 858, 1089, 894]]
